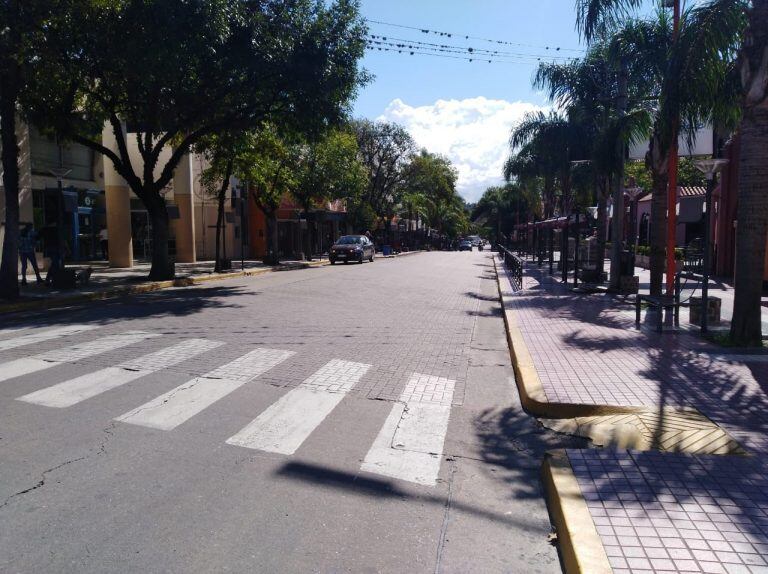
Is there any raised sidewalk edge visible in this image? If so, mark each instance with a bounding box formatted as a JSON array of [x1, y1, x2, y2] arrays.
[[541, 450, 612, 574], [492, 255, 645, 418]]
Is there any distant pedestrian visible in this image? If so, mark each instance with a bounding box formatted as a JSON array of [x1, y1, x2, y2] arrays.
[[365, 230, 372, 241], [19, 223, 42, 285], [99, 227, 109, 260]]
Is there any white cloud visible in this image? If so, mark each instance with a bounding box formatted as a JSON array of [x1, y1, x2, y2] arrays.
[[377, 97, 547, 203]]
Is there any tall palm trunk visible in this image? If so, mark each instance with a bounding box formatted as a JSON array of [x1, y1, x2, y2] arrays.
[[647, 132, 669, 296], [0, 69, 20, 300], [730, 0, 768, 346]]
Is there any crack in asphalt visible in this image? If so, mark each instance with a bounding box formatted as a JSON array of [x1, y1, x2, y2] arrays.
[[0, 456, 88, 510], [0, 422, 120, 511], [434, 459, 457, 574]]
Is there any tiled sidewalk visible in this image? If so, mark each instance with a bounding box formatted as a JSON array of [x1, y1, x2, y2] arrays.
[[570, 449, 768, 574], [500, 257, 768, 573], [502, 263, 768, 455]]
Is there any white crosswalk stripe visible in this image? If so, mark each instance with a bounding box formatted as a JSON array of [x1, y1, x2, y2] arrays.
[[226, 359, 371, 454], [17, 338, 224, 408], [115, 347, 294, 431], [0, 324, 99, 352], [0, 331, 160, 383], [361, 373, 455, 486]]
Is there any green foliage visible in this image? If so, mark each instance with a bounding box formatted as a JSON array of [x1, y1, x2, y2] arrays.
[[23, 0, 368, 279], [291, 129, 368, 210], [353, 120, 416, 218]]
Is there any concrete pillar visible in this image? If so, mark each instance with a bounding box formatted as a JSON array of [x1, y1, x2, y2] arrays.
[[172, 153, 196, 263], [102, 125, 133, 268]]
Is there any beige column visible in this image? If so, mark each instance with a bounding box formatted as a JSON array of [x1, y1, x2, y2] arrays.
[[172, 153, 196, 263], [102, 125, 133, 268]]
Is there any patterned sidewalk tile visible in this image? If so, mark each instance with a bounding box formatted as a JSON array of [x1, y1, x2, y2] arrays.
[[568, 449, 768, 574]]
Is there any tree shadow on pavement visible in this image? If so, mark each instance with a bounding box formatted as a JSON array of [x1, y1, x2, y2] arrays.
[[1, 285, 252, 330]]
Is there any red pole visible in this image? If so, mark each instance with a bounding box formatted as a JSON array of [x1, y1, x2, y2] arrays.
[[665, 0, 681, 295]]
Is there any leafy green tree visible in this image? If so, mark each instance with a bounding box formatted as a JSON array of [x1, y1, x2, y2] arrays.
[[401, 150, 458, 244], [353, 120, 416, 243], [0, 1, 74, 299], [25, 0, 367, 280], [238, 128, 298, 265], [291, 129, 367, 260]]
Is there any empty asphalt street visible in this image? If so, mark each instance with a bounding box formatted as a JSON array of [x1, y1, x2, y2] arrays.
[[0, 251, 578, 573]]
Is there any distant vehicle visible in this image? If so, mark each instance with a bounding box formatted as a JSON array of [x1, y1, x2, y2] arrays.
[[329, 235, 375, 264], [459, 240, 472, 251], [467, 235, 482, 247]]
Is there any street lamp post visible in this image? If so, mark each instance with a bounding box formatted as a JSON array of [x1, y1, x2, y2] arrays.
[[693, 158, 729, 334]]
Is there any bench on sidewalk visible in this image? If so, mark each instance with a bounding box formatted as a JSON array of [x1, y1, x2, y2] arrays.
[[635, 294, 678, 332]]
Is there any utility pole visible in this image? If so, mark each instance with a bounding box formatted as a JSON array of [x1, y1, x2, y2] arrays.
[[609, 57, 628, 291]]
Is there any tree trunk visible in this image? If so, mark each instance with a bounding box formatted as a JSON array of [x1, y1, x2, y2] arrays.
[[730, 1, 768, 346], [146, 196, 174, 281], [730, 109, 768, 345], [0, 76, 20, 300], [214, 190, 225, 273], [647, 133, 669, 297]]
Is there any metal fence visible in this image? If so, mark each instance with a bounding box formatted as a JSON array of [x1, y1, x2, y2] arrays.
[[498, 245, 523, 291]]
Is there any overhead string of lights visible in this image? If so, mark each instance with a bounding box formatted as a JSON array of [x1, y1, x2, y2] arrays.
[[366, 37, 576, 65], [367, 34, 576, 62], [367, 18, 586, 54]]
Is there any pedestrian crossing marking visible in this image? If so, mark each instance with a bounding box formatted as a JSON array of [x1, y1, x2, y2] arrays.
[[226, 359, 371, 454], [115, 347, 294, 430], [361, 373, 455, 486], [17, 338, 224, 408], [0, 331, 159, 383], [0, 324, 99, 352]]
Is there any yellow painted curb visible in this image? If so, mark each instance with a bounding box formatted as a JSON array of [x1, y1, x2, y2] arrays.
[[542, 450, 612, 574], [492, 255, 645, 418]]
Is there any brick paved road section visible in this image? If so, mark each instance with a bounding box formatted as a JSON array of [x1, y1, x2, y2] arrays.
[[502, 263, 768, 455], [1, 252, 483, 408], [569, 449, 768, 574]]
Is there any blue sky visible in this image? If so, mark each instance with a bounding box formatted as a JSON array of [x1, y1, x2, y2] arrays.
[[353, 1, 589, 201]]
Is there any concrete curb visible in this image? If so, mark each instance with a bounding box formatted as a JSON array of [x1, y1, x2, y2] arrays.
[[492, 255, 646, 418], [541, 450, 612, 574], [0, 259, 329, 316], [492, 254, 746, 454]]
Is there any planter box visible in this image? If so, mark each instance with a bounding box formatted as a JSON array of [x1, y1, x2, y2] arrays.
[[689, 296, 722, 326]]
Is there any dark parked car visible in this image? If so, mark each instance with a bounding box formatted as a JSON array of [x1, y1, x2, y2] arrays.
[[329, 235, 375, 264], [458, 240, 472, 251]]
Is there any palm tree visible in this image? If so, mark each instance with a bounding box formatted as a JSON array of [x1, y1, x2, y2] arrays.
[[535, 43, 641, 280], [729, 0, 768, 345], [575, 1, 743, 294], [507, 111, 588, 219], [576, 1, 766, 344]]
